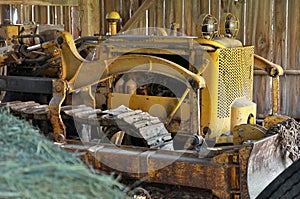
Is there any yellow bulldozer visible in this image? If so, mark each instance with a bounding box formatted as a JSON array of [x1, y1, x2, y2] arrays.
[[0, 13, 299, 198]]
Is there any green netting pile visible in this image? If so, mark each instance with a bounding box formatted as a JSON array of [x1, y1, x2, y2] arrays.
[[0, 110, 128, 199]]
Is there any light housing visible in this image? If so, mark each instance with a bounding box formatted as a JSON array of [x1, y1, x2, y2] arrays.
[[220, 13, 239, 38], [196, 14, 218, 39]]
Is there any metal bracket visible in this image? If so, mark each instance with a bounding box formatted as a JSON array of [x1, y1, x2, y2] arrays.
[[49, 79, 67, 142]]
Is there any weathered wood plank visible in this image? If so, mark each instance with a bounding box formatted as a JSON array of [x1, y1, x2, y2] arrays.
[[130, 0, 140, 16], [22, 4, 31, 22], [272, 0, 288, 115], [155, 0, 163, 28], [174, 0, 182, 33], [138, 0, 146, 35], [120, 0, 154, 33], [37, 6, 47, 25], [192, 0, 201, 36], [227, 0, 244, 41], [0, 5, 1, 22], [199, 0, 210, 14], [114, 0, 121, 13], [165, 0, 174, 32], [121, 0, 131, 27], [104, 0, 114, 35], [288, 0, 300, 70], [148, 2, 155, 34], [285, 0, 300, 117], [114, 0, 121, 33], [184, 0, 192, 35], [244, 0, 254, 46], [71, 5, 80, 37], [79, 0, 100, 36], [59, 6, 64, 25], [0, 0, 79, 6], [220, 0, 230, 13], [63, 6, 71, 32], [99, 0, 105, 35], [0, 5, 10, 23], [148, 1, 154, 28], [210, 0, 220, 22], [246, 0, 273, 116]]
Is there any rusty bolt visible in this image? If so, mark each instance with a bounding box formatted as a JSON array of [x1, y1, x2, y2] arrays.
[[55, 85, 62, 92]]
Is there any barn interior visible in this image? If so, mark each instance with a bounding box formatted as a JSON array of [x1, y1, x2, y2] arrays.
[[0, 0, 299, 199]]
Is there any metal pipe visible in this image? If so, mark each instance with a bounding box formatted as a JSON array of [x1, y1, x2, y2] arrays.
[[54, 6, 57, 25], [27, 40, 55, 52], [0, 5, 2, 23], [272, 76, 279, 115], [254, 70, 300, 75], [60, 6, 63, 24], [243, 0, 247, 45], [165, 88, 190, 127], [165, 61, 207, 131], [68, 6, 71, 33], [101, 0, 105, 35], [163, 0, 166, 28], [254, 70, 268, 75], [181, 0, 184, 34], [9, 5, 13, 23], [197, 88, 201, 136], [20, 4, 24, 23], [47, 5, 50, 24], [145, 9, 148, 35], [283, 0, 289, 114], [31, 5, 35, 21]]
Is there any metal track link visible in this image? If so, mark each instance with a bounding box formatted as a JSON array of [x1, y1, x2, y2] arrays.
[[0, 101, 173, 149]]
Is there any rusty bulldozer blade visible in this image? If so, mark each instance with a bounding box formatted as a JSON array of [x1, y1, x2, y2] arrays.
[[245, 134, 292, 198]]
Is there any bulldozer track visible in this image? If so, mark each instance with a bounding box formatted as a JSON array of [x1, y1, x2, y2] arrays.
[[0, 101, 173, 149]]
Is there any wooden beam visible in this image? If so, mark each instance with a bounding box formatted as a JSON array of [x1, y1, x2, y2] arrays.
[[0, 0, 79, 6], [120, 0, 155, 33], [80, 0, 100, 36]]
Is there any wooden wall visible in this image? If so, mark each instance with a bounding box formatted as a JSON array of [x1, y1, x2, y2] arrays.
[[0, 4, 72, 31], [0, 0, 299, 118]]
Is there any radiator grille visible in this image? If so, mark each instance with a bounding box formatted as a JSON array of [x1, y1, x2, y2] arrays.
[[217, 47, 254, 118]]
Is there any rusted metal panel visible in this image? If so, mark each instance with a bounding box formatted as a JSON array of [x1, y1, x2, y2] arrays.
[[239, 144, 252, 199], [85, 145, 235, 198], [63, 139, 292, 199], [146, 153, 231, 198]]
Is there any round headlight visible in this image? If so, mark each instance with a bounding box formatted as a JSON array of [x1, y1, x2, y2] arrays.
[[220, 13, 239, 38], [196, 14, 218, 39]]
